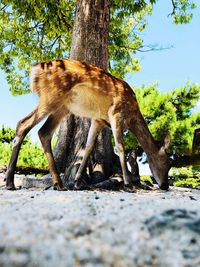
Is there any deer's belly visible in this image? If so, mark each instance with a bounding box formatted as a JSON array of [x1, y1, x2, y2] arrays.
[[66, 83, 112, 120]]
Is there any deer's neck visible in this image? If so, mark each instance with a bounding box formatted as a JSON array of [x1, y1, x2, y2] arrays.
[[129, 111, 159, 158]]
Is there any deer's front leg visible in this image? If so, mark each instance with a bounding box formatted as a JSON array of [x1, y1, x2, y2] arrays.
[[108, 108, 133, 191], [74, 119, 104, 189]]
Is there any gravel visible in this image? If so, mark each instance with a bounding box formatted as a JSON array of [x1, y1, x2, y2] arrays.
[[0, 175, 200, 267]]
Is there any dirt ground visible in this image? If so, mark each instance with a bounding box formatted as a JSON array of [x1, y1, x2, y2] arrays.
[[0, 175, 200, 267]]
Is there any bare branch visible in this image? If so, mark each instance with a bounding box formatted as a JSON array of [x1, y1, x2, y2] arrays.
[[46, 35, 62, 52], [0, 4, 7, 11], [138, 44, 173, 52], [168, 0, 181, 17], [118, 44, 173, 53]]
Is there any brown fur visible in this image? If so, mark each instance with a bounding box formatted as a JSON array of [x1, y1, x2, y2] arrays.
[[5, 59, 170, 190]]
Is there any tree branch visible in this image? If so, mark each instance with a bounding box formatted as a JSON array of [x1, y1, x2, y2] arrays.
[[138, 45, 173, 52], [46, 35, 62, 52], [171, 154, 200, 168], [0, 4, 7, 11], [168, 0, 181, 17], [119, 44, 173, 53]]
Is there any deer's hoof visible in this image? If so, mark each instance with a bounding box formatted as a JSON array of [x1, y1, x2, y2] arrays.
[[74, 181, 83, 190], [6, 184, 16, 190], [53, 182, 64, 191], [123, 183, 136, 193], [138, 182, 153, 190], [74, 179, 88, 190]]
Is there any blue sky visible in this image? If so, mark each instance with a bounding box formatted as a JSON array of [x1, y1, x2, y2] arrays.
[[127, 1, 200, 90], [0, 1, 200, 144]]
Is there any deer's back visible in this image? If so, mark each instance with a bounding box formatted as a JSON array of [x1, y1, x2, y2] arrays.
[[30, 59, 137, 120]]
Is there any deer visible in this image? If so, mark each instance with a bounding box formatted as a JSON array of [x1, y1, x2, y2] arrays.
[[5, 59, 170, 191]]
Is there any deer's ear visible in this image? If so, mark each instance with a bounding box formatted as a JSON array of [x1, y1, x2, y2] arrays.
[[159, 134, 170, 155]]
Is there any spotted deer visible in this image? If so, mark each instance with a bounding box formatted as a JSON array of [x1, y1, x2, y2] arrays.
[[5, 59, 170, 190]]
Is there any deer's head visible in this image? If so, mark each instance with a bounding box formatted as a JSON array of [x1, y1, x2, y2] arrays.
[[149, 135, 171, 190]]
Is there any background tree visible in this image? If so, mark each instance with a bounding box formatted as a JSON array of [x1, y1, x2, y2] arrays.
[[0, 0, 197, 185], [0, 0, 196, 91], [125, 82, 200, 165], [54, 0, 113, 186]]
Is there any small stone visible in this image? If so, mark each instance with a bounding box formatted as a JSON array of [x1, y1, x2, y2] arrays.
[[190, 238, 197, 244], [189, 196, 197, 201], [0, 246, 5, 253]]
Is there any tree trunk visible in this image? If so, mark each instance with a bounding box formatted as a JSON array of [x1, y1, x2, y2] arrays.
[[54, 0, 115, 186]]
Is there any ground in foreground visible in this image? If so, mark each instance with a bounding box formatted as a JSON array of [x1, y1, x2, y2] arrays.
[[0, 177, 200, 267]]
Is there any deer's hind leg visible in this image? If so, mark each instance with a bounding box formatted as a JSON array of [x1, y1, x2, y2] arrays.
[[5, 106, 47, 190], [74, 119, 104, 190], [38, 108, 68, 190]]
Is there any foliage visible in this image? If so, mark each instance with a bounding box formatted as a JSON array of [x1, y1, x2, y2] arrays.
[[0, 126, 15, 143], [140, 166, 200, 189], [140, 175, 153, 184], [124, 82, 200, 155], [109, 3, 152, 77], [0, 125, 29, 144], [172, 166, 200, 188], [170, 0, 197, 24], [0, 0, 197, 94], [0, 0, 75, 94], [174, 177, 200, 188], [0, 127, 48, 170]]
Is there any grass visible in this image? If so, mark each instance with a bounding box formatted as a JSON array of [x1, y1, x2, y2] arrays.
[[173, 177, 200, 189]]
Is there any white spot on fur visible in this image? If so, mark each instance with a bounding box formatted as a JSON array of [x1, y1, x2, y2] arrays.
[[30, 65, 39, 92], [12, 136, 20, 148], [30, 65, 38, 79]]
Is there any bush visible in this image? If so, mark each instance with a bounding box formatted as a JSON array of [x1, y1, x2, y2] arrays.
[[0, 141, 48, 170], [172, 167, 200, 189], [0, 126, 48, 170]]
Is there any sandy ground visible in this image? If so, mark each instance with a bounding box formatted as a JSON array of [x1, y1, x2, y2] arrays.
[[0, 175, 200, 267]]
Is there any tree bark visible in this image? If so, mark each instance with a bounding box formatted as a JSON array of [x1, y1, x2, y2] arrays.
[[54, 0, 115, 186]]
